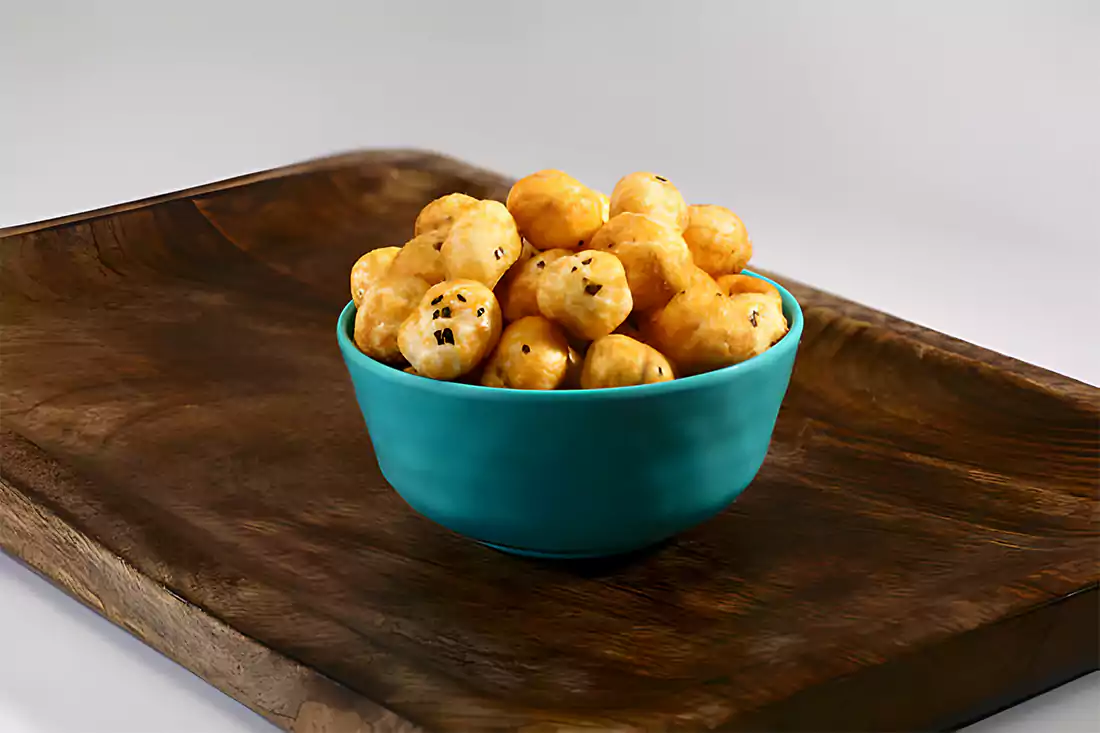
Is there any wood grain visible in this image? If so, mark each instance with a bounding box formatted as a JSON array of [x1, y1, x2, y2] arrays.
[[1, 150, 1097, 732]]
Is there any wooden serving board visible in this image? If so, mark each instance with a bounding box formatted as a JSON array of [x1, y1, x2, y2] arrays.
[[1, 150, 1096, 732]]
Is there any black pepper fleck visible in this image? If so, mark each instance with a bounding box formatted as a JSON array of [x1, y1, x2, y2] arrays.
[[658, 367, 663, 375], [456, 294, 466, 302], [431, 295, 443, 305], [493, 247, 504, 260], [476, 307, 485, 317], [585, 283, 603, 296], [582, 258, 592, 265], [571, 266, 578, 272], [655, 175, 668, 182], [521, 344, 531, 354]]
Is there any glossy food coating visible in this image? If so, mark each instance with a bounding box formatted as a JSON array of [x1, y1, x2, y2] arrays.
[[349, 247, 400, 307], [353, 275, 431, 363], [389, 230, 447, 285], [506, 170, 605, 251], [441, 200, 523, 289], [398, 280, 502, 380], [580, 335, 674, 389], [587, 212, 693, 312], [414, 193, 480, 237], [684, 205, 753, 277], [496, 248, 572, 322], [481, 316, 575, 390], [609, 171, 690, 232], [536, 251, 633, 342]]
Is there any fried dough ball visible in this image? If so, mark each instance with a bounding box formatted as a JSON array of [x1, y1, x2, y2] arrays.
[[580, 335, 674, 389], [684, 205, 753, 277], [609, 172, 689, 232], [718, 274, 789, 357], [414, 193, 480, 237], [441, 200, 523, 289], [350, 247, 400, 307], [716, 274, 782, 309], [496, 248, 572, 322], [354, 275, 431, 363], [587, 213, 694, 312], [398, 280, 502, 380], [389, 230, 447, 285], [641, 269, 758, 375], [506, 170, 605, 251], [536, 251, 633, 342], [480, 316, 575, 390]]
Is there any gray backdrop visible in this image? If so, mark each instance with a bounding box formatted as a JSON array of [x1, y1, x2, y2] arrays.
[[1, 1, 1096, 731]]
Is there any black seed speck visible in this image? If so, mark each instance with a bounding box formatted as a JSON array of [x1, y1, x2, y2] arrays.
[[536, 260, 545, 269], [476, 307, 485, 317], [522, 344, 531, 354], [494, 247, 504, 260], [431, 295, 443, 305], [432, 309, 440, 319], [749, 310, 759, 328], [433, 241, 443, 251], [582, 258, 592, 265], [441, 306, 451, 318], [658, 367, 663, 375], [436, 327, 455, 345], [585, 283, 603, 296], [655, 175, 668, 182], [433, 329, 446, 345], [608, 243, 615, 248], [577, 240, 584, 247], [571, 266, 578, 272], [456, 294, 466, 302]]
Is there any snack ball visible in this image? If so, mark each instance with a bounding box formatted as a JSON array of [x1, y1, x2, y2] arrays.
[[718, 275, 789, 357], [609, 171, 689, 232], [587, 212, 693, 312], [506, 170, 605, 251], [414, 193, 480, 237], [580, 334, 674, 389], [441, 200, 523, 289], [684, 205, 753, 277], [536, 251, 633, 342], [642, 269, 757, 375], [480, 316, 576, 390], [389, 230, 447, 285], [496, 248, 572, 322], [350, 246, 400, 307], [398, 279, 502, 380], [354, 275, 431, 363]]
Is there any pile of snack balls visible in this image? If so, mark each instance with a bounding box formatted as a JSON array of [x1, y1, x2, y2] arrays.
[[349, 170, 788, 390]]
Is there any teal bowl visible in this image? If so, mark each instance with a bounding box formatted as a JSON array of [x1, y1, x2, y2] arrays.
[[337, 271, 803, 558]]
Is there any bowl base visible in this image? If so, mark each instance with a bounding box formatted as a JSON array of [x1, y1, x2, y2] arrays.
[[478, 539, 653, 560]]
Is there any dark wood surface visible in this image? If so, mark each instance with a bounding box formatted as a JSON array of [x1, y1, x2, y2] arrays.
[[1, 150, 1097, 732]]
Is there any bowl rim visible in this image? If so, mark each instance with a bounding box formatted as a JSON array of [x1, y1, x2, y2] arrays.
[[337, 269, 804, 402]]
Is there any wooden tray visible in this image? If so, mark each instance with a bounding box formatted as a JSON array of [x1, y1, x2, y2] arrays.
[[1, 150, 1096, 732]]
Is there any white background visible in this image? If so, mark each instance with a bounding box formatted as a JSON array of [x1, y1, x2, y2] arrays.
[[1, 1, 1097, 731]]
